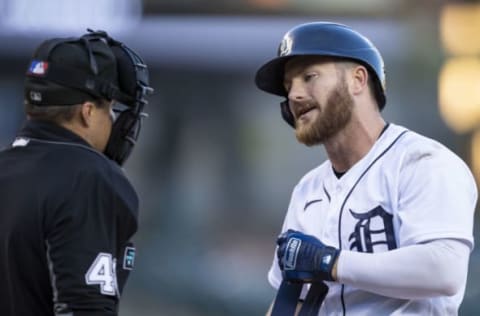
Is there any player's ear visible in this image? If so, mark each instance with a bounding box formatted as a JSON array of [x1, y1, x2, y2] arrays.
[[350, 65, 369, 96]]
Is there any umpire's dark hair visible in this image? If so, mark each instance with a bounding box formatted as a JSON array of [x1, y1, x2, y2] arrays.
[[24, 98, 110, 124]]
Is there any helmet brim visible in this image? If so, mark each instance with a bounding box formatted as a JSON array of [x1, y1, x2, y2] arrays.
[[255, 55, 294, 97], [255, 53, 360, 97]]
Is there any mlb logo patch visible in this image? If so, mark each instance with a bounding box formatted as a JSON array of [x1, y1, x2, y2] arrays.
[[28, 60, 49, 76], [123, 246, 136, 270]]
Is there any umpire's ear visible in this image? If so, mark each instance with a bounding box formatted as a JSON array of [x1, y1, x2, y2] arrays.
[[79, 101, 96, 127]]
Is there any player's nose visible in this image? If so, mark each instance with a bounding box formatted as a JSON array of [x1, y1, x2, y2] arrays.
[[287, 78, 309, 103]]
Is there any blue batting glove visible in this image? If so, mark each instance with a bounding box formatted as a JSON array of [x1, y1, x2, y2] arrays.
[[276, 229, 339, 283]]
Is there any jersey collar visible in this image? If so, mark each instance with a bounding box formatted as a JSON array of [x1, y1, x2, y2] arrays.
[[17, 119, 92, 148]]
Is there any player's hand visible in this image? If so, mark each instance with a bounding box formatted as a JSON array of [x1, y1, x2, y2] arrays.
[[276, 229, 339, 283]]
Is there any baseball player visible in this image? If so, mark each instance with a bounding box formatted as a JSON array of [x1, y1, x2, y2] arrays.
[[255, 22, 477, 315], [0, 30, 152, 315]]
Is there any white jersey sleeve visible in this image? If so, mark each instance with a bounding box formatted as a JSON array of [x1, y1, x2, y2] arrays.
[[268, 182, 316, 300], [337, 238, 470, 299], [268, 184, 304, 290], [395, 136, 477, 248]]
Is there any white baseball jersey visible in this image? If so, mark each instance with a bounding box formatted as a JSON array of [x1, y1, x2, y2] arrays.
[[269, 123, 478, 315]]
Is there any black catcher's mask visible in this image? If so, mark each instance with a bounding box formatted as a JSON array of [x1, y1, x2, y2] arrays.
[[25, 29, 154, 165], [92, 31, 153, 166]]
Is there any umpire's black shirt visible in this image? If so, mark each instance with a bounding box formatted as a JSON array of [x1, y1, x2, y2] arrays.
[[0, 120, 139, 316]]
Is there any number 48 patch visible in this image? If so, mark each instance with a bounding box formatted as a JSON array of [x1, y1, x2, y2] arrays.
[[85, 253, 118, 296]]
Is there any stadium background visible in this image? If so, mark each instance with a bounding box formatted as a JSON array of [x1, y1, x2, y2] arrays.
[[0, 0, 479, 315]]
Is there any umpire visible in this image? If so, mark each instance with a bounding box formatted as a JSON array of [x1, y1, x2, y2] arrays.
[[0, 30, 152, 315]]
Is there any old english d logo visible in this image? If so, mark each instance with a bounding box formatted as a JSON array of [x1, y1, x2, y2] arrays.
[[278, 35, 293, 56], [348, 205, 397, 253]]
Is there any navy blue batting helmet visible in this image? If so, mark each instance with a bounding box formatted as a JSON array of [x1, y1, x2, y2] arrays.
[[255, 22, 386, 126]]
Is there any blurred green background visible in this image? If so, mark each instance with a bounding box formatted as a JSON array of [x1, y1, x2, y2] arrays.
[[0, 0, 479, 315]]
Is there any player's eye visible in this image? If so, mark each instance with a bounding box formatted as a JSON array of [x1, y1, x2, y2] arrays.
[[303, 73, 318, 82]]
